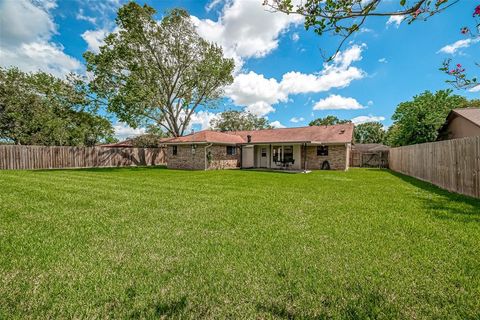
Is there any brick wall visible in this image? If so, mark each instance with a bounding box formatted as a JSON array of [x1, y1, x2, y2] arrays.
[[166, 144, 240, 170], [302, 144, 349, 170], [208, 145, 241, 169]]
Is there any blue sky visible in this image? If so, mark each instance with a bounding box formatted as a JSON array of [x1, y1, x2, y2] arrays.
[[0, 0, 478, 138]]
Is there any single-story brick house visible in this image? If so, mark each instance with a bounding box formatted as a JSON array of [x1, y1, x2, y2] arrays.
[[162, 124, 354, 171]]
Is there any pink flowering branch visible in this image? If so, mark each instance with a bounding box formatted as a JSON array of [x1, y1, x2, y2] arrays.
[[442, 4, 480, 90]]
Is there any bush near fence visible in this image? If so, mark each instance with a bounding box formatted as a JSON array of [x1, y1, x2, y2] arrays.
[[0, 145, 166, 170], [389, 136, 480, 198]]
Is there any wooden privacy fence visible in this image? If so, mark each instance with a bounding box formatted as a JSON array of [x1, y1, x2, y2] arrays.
[[0, 145, 166, 170], [389, 136, 480, 198], [350, 150, 389, 168]]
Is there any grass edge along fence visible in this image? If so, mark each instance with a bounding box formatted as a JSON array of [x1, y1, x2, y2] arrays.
[[0, 145, 166, 170], [389, 136, 480, 198]]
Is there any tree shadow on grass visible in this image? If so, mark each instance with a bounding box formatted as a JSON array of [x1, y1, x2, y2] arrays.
[[153, 296, 188, 318], [256, 285, 400, 319], [31, 165, 167, 174], [388, 171, 480, 223], [77, 165, 167, 173]]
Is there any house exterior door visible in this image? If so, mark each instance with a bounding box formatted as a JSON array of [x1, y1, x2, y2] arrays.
[[259, 147, 268, 167], [241, 145, 254, 168]]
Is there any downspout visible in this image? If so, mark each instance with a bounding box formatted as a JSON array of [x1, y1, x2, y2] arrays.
[[204, 143, 213, 171]]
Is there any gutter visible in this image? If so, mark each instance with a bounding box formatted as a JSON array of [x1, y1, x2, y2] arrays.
[[204, 143, 213, 171]]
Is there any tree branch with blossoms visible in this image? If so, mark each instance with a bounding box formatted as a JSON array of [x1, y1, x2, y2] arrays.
[[441, 4, 480, 91], [264, 0, 459, 60]]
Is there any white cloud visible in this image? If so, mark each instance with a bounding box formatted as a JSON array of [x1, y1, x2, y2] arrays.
[[189, 110, 219, 130], [290, 117, 304, 123], [76, 8, 97, 24], [245, 101, 276, 117], [313, 95, 365, 110], [191, 0, 303, 70], [351, 115, 385, 124], [114, 122, 146, 140], [270, 120, 286, 128], [469, 85, 480, 92], [291, 32, 300, 41], [378, 58, 388, 63], [226, 71, 287, 106], [81, 29, 109, 53], [205, 0, 225, 12], [0, 0, 81, 77], [386, 15, 405, 28], [225, 71, 286, 116], [225, 44, 366, 116], [367, 100, 374, 106], [359, 27, 374, 33], [438, 38, 480, 55]]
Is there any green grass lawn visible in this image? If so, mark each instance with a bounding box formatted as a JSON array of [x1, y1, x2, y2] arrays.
[[1, 168, 479, 319]]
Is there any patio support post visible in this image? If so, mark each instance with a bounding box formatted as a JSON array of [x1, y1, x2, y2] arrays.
[[269, 144, 272, 168]]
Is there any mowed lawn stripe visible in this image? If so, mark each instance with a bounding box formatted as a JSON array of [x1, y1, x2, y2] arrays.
[[0, 168, 479, 319]]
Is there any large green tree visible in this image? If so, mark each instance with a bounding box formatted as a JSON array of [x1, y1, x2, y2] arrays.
[[85, 4, 234, 137], [354, 122, 385, 144], [385, 90, 479, 147], [210, 110, 273, 131], [309, 115, 351, 126], [0, 67, 115, 146]]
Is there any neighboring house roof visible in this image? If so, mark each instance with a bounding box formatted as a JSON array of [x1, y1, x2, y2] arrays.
[[450, 108, 480, 127], [352, 143, 390, 152], [99, 136, 171, 147], [164, 123, 354, 145], [437, 108, 480, 140], [99, 139, 135, 147]]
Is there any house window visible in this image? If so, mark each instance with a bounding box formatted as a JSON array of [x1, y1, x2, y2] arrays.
[[191, 144, 196, 155], [283, 146, 294, 162], [226, 146, 236, 155], [172, 145, 177, 156], [317, 146, 328, 156], [261, 148, 267, 157], [273, 145, 294, 164]]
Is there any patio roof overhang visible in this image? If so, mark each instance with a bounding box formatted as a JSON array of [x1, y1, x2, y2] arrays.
[[239, 141, 350, 145], [164, 140, 351, 146], [163, 141, 238, 146]]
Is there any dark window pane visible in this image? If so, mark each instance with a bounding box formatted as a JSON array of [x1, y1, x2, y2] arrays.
[[317, 146, 328, 156], [227, 146, 236, 155], [172, 145, 177, 155], [284, 146, 294, 162]]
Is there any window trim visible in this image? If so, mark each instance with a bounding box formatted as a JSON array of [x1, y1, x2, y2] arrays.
[[172, 145, 177, 156]]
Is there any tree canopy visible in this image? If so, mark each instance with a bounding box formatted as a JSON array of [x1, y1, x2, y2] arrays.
[[354, 122, 385, 144], [0, 67, 115, 146], [309, 116, 351, 126], [210, 110, 273, 131], [385, 90, 480, 147], [84, 3, 234, 137]]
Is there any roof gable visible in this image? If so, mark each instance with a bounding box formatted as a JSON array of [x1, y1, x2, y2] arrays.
[[452, 108, 480, 127]]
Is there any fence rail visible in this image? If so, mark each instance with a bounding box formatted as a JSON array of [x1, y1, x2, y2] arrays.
[[389, 136, 480, 198], [0, 145, 166, 170]]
